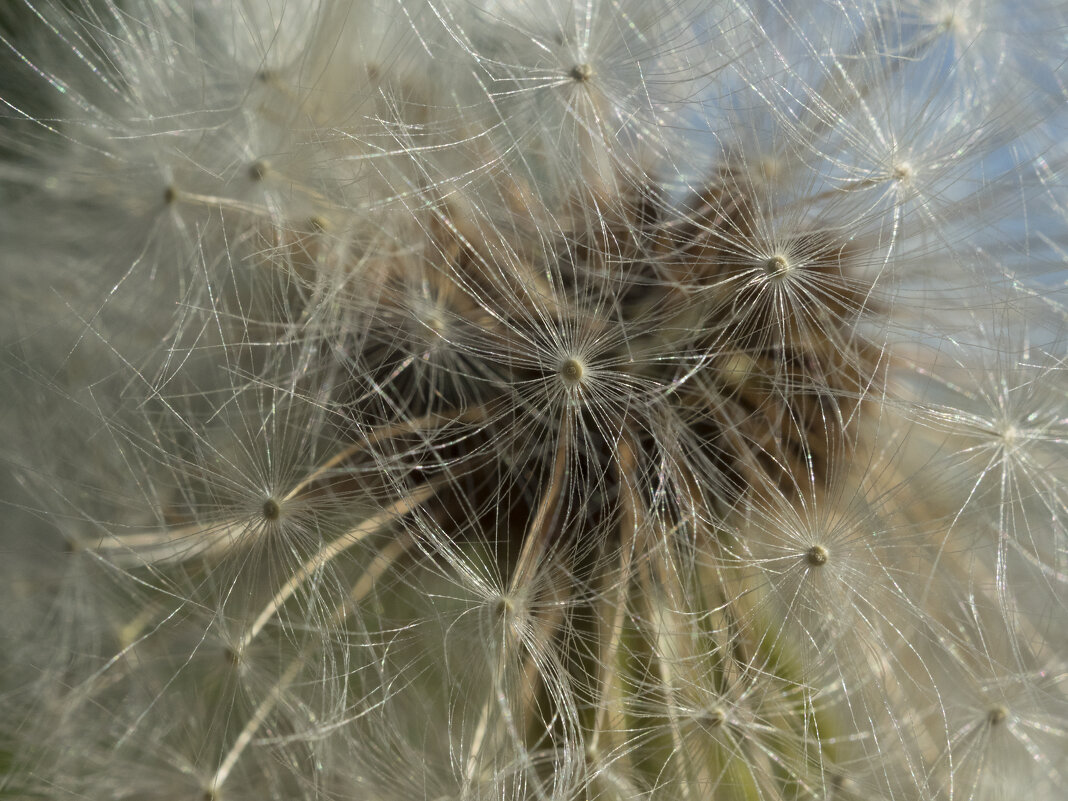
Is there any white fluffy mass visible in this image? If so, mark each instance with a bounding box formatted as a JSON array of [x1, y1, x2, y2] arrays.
[[0, 1, 1065, 800]]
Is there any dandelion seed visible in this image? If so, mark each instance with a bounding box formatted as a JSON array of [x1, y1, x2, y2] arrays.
[[892, 162, 914, 184], [569, 63, 593, 82], [247, 160, 269, 182], [261, 497, 282, 522], [805, 544, 829, 566], [559, 356, 585, 385], [699, 705, 727, 729], [763, 254, 791, 277], [987, 705, 1009, 726], [2, 1, 1066, 800]]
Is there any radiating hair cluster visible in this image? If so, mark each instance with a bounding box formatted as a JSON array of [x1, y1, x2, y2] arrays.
[[1, 1, 1065, 800]]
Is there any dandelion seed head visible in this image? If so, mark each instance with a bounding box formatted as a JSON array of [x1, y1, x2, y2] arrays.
[[805, 544, 829, 567], [987, 704, 1009, 726], [261, 497, 282, 522], [558, 356, 586, 386], [247, 160, 269, 182], [925, 0, 982, 39], [569, 62, 593, 83], [892, 162, 915, 184], [998, 422, 1020, 449], [762, 253, 793, 278], [699, 705, 727, 729], [2, 0, 1066, 799]]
